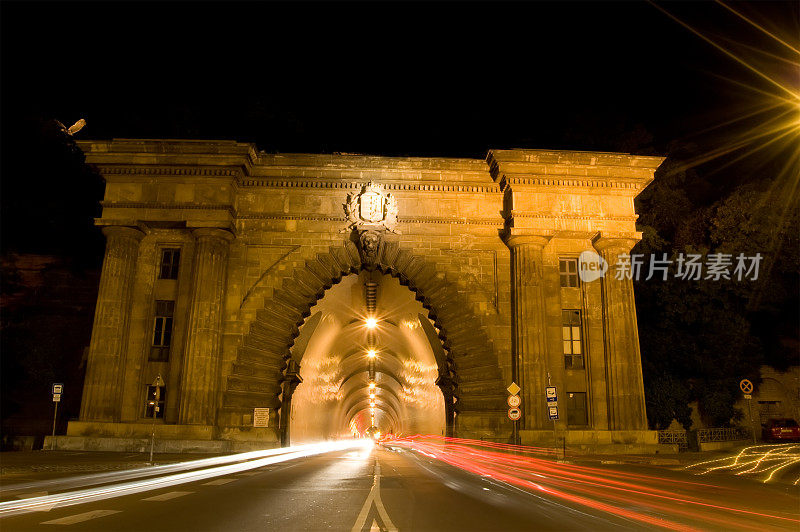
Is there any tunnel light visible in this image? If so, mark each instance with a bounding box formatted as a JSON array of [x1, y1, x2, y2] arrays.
[[368, 382, 376, 389], [367, 349, 376, 359], [369, 393, 375, 399], [365, 317, 378, 329]]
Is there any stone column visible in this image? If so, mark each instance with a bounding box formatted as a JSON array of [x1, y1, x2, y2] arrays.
[[280, 360, 303, 447], [179, 228, 234, 425], [80, 226, 144, 421], [505, 234, 551, 430], [435, 374, 456, 438], [593, 234, 648, 431]]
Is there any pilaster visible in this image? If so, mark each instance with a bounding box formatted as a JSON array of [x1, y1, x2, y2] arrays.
[[80, 226, 144, 421], [505, 233, 551, 430], [178, 228, 235, 425], [593, 232, 648, 430]]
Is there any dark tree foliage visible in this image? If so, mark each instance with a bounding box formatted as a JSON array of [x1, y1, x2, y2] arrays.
[[0, 123, 104, 440], [635, 149, 799, 429]]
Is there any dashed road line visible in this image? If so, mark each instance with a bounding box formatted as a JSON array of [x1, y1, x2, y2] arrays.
[[41, 509, 121, 525], [142, 491, 193, 501], [202, 478, 237, 486]]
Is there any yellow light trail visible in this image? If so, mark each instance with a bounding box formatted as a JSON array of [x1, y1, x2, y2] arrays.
[[685, 443, 800, 484]]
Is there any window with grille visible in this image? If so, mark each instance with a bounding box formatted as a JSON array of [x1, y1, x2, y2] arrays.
[[145, 385, 166, 418], [150, 300, 174, 362], [567, 392, 588, 425], [159, 248, 181, 280], [559, 258, 579, 287], [562, 310, 584, 369]]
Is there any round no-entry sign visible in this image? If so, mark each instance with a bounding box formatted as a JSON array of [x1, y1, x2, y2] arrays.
[[507, 395, 521, 408], [739, 379, 753, 394], [508, 407, 522, 421]]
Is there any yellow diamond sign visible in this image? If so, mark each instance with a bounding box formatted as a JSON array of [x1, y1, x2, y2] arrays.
[[507, 382, 520, 396]]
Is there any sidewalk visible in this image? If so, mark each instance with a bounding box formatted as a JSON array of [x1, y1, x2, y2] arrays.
[[0, 450, 217, 482]]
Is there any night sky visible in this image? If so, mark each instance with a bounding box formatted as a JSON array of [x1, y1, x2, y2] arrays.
[[1, 1, 797, 437], [3, 1, 795, 258]]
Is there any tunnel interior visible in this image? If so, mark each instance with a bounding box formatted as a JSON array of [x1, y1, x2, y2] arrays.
[[287, 271, 447, 442]]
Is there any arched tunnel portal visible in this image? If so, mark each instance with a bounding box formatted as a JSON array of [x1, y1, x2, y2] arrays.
[[287, 272, 451, 443]]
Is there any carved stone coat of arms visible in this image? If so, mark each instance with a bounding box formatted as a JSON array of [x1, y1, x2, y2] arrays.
[[343, 182, 400, 234]]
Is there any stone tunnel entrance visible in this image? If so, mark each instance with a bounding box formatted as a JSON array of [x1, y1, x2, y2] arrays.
[[65, 140, 665, 454], [287, 272, 448, 443]]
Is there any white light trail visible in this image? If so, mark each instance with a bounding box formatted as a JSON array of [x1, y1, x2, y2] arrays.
[[0, 439, 373, 518]]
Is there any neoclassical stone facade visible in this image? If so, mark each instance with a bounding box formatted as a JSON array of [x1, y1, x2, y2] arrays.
[[61, 139, 666, 452]]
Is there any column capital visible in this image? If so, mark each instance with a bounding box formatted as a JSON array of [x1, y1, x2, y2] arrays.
[[502, 231, 552, 250], [592, 231, 641, 253], [101, 225, 145, 241], [191, 227, 235, 242]]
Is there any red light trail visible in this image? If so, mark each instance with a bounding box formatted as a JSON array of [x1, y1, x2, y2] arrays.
[[386, 435, 800, 530]]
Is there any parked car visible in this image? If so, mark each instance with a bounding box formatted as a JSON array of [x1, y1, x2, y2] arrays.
[[762, 418, 800, 442]]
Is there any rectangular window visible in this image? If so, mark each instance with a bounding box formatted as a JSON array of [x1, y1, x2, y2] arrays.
[[159, 248, 181, 280], [562, 310, 584, 369], [150, 300, 174, 362], [145, 385, 166, 418], [559, 258, 579, 287], [567, 392, 588, 426]]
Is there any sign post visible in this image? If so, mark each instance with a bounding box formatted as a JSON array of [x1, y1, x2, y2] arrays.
[[149, 375, 164, 464], [507, 382, 521, 446], [546, 374, 559, 458], [740, 379, 755, 443], [51, 383, 63, 450]]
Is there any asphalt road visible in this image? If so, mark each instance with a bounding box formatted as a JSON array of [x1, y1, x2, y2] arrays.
[[0, 444, 798, 531]]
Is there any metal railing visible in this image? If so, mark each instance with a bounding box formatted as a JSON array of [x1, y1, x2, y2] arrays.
[[657, 430, 688, 449], [697, 427, 751, 443]]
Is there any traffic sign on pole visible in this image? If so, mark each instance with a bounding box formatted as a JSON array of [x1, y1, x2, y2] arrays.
[[52, 383, 64, 395], [507, 395, 521, 408], [508, 408, 522, 421], [507, 382, 521, 396], [546, 386, 557, 403], [548, 406, 559, 420], [740, 379, 756, 444]]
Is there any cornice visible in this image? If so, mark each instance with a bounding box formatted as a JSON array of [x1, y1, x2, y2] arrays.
[[99, 166, 242, 178], [238, 179, 501, 193], [508, 212, 638, 222], [500, 176, 648, 191], [236, 213, 504, 226], [101, 201, 236, 217]]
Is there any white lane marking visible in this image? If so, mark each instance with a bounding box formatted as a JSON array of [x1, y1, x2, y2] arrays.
[[142, 491, 193, 501], [351, 459, 397, 532], [202, 478, 237, 486], [41, 509, 120, 525], [236, 471, 263, 477], [370, 519, 381, 531]]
